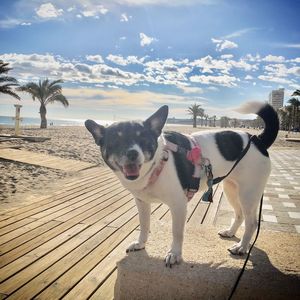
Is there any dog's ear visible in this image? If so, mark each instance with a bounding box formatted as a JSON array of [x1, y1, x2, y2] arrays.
[[85, 120, 105, 146], [144, 105, 169, 136]]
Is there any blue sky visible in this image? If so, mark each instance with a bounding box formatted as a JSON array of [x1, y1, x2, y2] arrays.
[[0, 0, 300, 122]]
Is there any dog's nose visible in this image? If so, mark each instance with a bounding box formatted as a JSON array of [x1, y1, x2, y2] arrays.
[[126, 149, 139, 161]]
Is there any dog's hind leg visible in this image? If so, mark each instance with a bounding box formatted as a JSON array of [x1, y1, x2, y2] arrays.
[[218, 179, 244, 238], [228, 183, 265, 255], [126, 198, 151, 253]]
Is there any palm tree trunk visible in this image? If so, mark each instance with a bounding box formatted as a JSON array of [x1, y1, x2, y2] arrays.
[[193, 116, 197, 128], [40, 104, 47, 129]]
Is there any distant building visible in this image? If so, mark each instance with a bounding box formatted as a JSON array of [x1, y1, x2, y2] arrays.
[[269, 88, 284, 110]]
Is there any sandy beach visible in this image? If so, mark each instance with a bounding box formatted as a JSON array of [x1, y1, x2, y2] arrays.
[[1, 125, 300, 203]]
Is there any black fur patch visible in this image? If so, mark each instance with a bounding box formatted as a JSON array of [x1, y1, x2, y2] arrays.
[[215, 131, 244, 161], [164, 131, 194, 190]]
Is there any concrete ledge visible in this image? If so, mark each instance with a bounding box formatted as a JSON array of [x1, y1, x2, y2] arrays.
[[115, 223, 300, 299]]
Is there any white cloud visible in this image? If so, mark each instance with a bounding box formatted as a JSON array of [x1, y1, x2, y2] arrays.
[[140, 33, 157, 47], [179, 86, 204, 94], [81, 5, 108, 18], [109, 0, 218, 6], [190, 74, 238, 87], [220, 54, 234, 60], [120, 13, 129, 22], [190, 55, 230, 74], [106, 55, 145, 66], [212, 38, 238, 52], [244, 54, 261, 62], [36, 3, 63, 19], [245, 75, 254, 80], [222, 28, 257, 39], [258, 75, 292, 84], [262, 55, 285, 63], [86, 55, 104, 63], [20, 22, 31, 26], [277, 43, 300, 49]]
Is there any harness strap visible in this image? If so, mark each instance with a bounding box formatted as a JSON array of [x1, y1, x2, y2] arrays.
[[164, 139, 202, 201]]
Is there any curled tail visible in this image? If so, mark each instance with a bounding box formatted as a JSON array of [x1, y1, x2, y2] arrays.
[[235, 101, 279, 149]]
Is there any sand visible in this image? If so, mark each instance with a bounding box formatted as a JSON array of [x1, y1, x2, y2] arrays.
[[1, 125, 300, 203]]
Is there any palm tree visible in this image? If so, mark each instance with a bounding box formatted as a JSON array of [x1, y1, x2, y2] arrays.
[[204, 114, 209, 126], [187, 103, 204, 128], [18, 79, 69, 128], [0, 60, 20, 100], [288, 97, 300, 130], [212, 115, 217, 127]]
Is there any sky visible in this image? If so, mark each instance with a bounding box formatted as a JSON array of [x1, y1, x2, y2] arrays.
[[0, 0, 300, 122]]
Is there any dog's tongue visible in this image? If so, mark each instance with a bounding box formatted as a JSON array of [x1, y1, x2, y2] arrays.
[[123, 164, 140, 178]]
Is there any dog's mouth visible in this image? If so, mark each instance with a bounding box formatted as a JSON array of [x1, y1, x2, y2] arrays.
[[120, 163, 141, 180]]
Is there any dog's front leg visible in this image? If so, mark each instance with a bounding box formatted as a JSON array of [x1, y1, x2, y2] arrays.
[[126, 198, 151, 253], [165, 199, 187, 267]]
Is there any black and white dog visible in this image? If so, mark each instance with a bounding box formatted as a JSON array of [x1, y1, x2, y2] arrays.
[[85, 102, 279, 267]]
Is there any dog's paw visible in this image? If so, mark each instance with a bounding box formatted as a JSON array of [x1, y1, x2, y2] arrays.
[[228, 242, 247, 256], [126, 241, 145, 253], [165, 251, 182, 268], [218, 229, 235, 238]]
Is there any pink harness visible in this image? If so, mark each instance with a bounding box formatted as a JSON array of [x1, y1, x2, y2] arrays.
[[147, 136, 203, 201]]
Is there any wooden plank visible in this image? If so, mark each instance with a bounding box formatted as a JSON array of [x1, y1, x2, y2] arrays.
[[89, 270, 117, 300], [0, 167, 109, 215], [0, 169, 111, 218], [0, 174, 116, 231], [55, 187, 131, 224], [0, 179, 118, 236], [186, 190, 203, 222], [187, 200, 209, 226], [0, 224, 88, 283], [3, 216, 140, 299], [0, 189, 133, 267], [37, 231, 137, 300], [0, 219, 56, 245], [0, 220, 62, 255], [202, 183, 223, 225], [30, 180, 121, 221], [150, 203, 169, 222], [0, 148, 95, 172]]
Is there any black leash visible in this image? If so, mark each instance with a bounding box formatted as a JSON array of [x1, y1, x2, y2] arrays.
[[227, 193, 264, 300]]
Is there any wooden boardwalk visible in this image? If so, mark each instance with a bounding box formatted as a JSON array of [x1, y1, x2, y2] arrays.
[[0, 166, 223, 300], [0, 148, 95, 172]]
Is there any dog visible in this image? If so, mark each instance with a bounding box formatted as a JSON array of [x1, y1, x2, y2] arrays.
[[85, 101, 279, 267]]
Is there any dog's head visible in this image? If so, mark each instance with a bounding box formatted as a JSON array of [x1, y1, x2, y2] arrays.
[[85, 105, 168, 181]]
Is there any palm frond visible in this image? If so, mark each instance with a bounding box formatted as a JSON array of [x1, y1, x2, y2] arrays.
[[292, 89, 300, 97], [0, 76, 19, 84], [0, 60, 12, 74], [45, 94, 69, 107], [0, 87, 21, 100]]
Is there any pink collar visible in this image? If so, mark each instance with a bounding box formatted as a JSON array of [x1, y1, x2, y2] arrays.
[[145, 136, 202, 201]]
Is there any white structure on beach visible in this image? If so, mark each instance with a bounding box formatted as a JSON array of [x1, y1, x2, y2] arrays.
[[269, 88, 284, 110]]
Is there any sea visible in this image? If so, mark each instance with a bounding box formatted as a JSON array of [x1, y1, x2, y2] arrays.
[[0, 116, 114, 127]]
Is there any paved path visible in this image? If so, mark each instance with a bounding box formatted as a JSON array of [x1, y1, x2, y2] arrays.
[[215, 149, 300, 234]]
